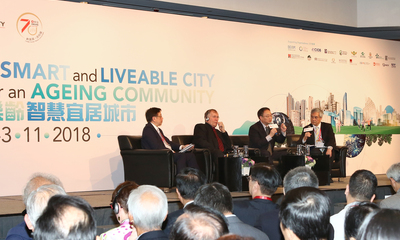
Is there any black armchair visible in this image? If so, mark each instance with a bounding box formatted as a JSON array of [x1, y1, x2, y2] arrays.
[[171, 135, 213, 183], [118, 135, 176, 188]]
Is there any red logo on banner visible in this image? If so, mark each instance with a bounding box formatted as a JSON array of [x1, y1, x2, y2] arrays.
[[16, 13, 44, 43]]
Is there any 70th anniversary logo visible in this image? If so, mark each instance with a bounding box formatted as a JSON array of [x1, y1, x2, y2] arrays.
[[16, 13, 44, 43]]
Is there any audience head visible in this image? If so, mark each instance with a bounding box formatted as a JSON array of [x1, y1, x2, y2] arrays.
[[280, 187, 331, 240], [110, 181, 139, 218], [357, 208, 400, 240], [33, 195, 97, 240], [145, 107, 161, 123], [283, 166, 319, 194], [217, 234, 255, 240], [23, 172, 64, 206], [248, 163, 281, 197], [344, 202, 379, 240], [194, 182, 232, 215], [176, 168, 207, 201], [127, 185, 167, 232], [204, 109, 219, 127], [170, 204, 229, 240], [25, 184, 67, 231], [348, 169, 377, 202], [386, 162, 400, 191]]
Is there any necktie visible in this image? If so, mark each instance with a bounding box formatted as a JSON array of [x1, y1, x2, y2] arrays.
[[158, 129, 174, 152], [265, 127, 272, 156], [212, 128, 225, 152]]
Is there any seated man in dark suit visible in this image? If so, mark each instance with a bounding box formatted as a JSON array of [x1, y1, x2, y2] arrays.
[[162, 167, 207, 236], [142, 107, 198, 173], [299, 108, 336, 157], [249, 107, 287, 164], [194, 182, 269, 240], [233, 163, 281, 227], [193, 109, 232, 181]]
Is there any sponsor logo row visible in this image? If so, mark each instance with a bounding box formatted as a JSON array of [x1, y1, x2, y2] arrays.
[[287, 54, 396, 68], [288, 45, 396, 61]]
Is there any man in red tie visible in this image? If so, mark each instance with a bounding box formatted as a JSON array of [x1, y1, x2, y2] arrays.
[[193, 109, 232, 181], [141, 107, 199, 173]]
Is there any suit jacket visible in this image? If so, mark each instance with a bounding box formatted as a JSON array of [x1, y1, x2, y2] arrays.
[[299, 122, 336, 148], [233, 198, 279, 227], [6, 221, 32, 240], [141, 122, 180, 151], [162, 209, 184, 236], [249, 121, 286, 157], [380, 189, 400, 210], [193, 123, 232, 153], [137, 230, 169, 240], [226, 215, 269, 240]]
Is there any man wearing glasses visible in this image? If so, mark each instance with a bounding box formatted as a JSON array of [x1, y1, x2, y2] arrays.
[[249, 107, 287, 164]]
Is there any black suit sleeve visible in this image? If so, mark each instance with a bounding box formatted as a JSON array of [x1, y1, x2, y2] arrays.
[[193, 124, 216, 150], [322, 123, 336, 148]]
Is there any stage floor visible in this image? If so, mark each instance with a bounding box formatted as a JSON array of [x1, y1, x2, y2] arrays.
[[0, 174, 391, 216]]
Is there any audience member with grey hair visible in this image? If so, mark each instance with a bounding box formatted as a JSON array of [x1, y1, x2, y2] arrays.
[[6, 172, 64, 240], [380, 162, 400, 210], [170, 204, 229, 240], [24, 184, 66, 231], [283, 166, 319, 194], [127, 185, 169, 239], [33, 195, 97, 240], [194, 183, 269, 240]]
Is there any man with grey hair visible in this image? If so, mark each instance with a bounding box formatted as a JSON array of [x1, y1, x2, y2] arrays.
[[380, 162, 400, 210], [299, 108, 336, 158], [6, 173, 64, 240], [24, 185, 66, 232], [283, 166, 319, 194], [127, 185, 169, 239]]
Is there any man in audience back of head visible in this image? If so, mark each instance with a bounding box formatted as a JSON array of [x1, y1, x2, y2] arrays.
[[142, 107, 198, 173], [193, 109, 232, 181], [233, 163, 281, 227], [24, 185, 66, 232], [162, 167, 207, 236], [33, 195, 97, 240], [249, 107, 287, 164], [170, 204, 229, 240], [330, 169, 377, 240], [280, 187, 331, 240], [380, 162, 400, 210], [195, 182, 269, 240], [254, 166, 319, 240], [6, 173, 64, 240], [127, 185, 169, 239]]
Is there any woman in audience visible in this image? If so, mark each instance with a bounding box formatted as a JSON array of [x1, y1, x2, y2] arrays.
[[344, 202, 379, 240], [356, 208, 400, 240], [100, 181, 139, 240]]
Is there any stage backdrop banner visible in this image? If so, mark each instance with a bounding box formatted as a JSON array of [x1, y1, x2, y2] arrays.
[[0, 0, 399, 196]]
